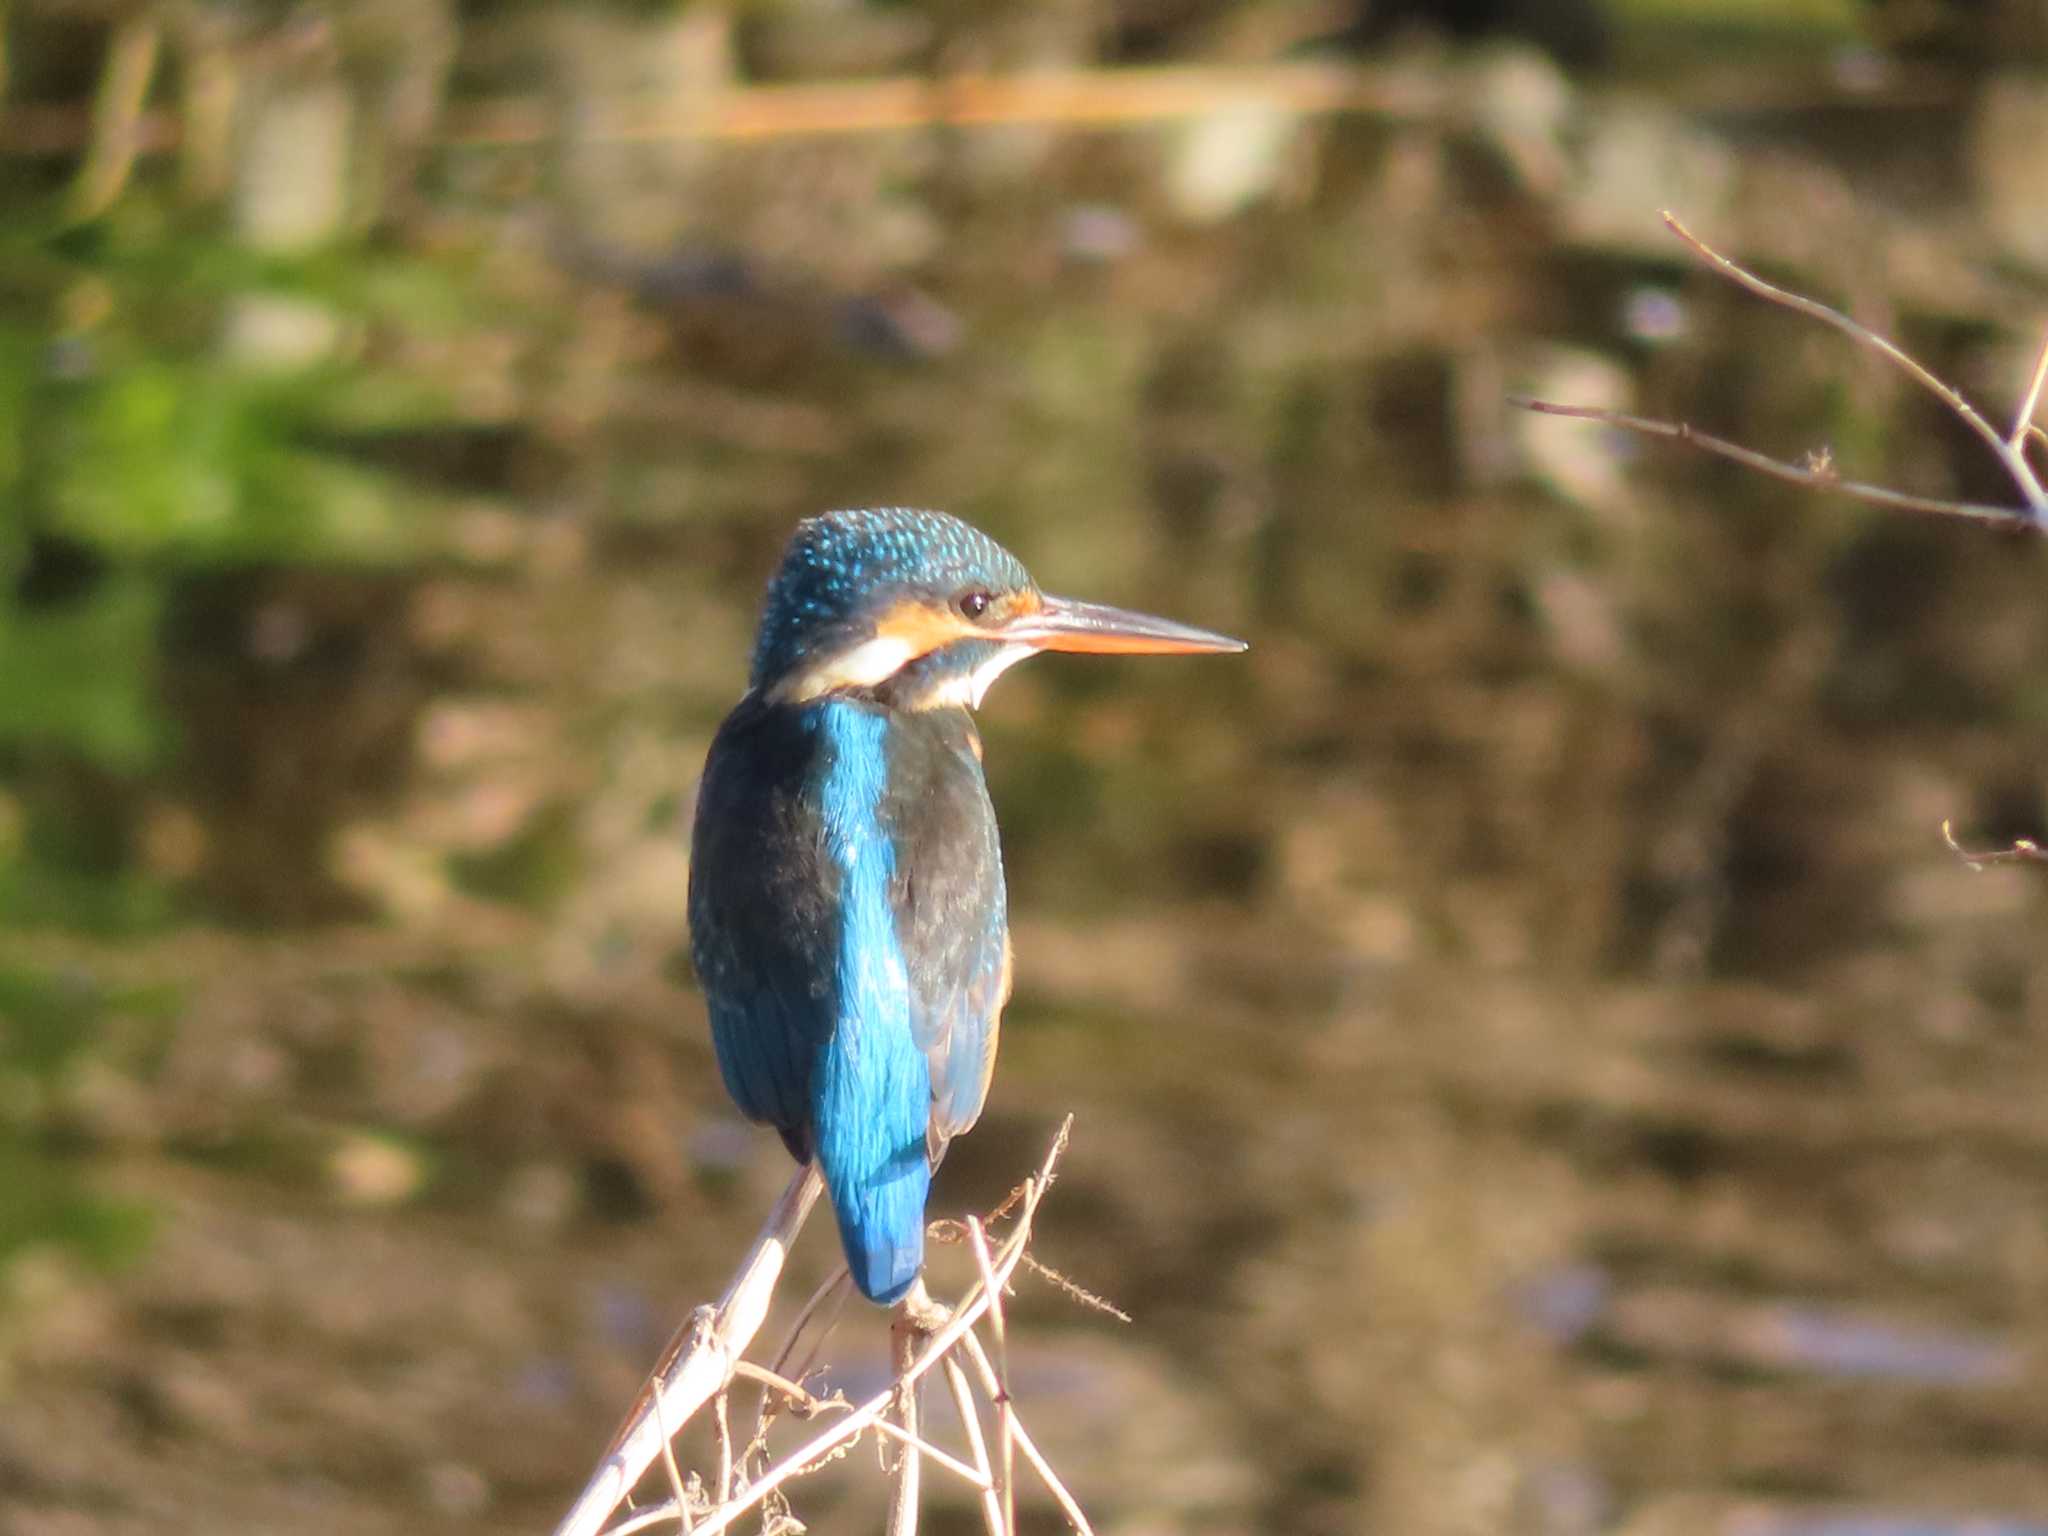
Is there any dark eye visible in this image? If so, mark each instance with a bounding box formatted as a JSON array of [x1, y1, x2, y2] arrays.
[[956, 590, 992, 621]]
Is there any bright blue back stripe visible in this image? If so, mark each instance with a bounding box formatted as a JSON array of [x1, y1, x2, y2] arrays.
[[811, 703, 930, 1303]]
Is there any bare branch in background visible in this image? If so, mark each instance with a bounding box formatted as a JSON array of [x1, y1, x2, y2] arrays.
[[1512, 212, 2048, 531], [1942, 820, 2048, 870], [1516, 215, 2048, 871], [1506, 399, 2034, 528], [2012, 327, 2048, 451]]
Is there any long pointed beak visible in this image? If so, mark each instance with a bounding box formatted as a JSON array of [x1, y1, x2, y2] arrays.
[[999, 594, 1248, 656]]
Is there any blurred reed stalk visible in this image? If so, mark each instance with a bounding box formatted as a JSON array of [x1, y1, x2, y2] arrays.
[[2, 59, 1444, 159], [171, 2, 237, 205], [63, 3, 162, 222]]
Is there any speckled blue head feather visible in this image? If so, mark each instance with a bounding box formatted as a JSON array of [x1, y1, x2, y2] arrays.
[[749, 508, 1033, 692]]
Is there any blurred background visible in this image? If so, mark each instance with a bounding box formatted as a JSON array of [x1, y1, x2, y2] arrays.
[[5, 1, 2048, 1533]]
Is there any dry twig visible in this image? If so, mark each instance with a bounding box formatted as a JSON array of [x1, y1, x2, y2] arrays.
[[1941, 819, 2048, 870], [1510, 211, 2048, 532], [552, 1164, 823, 1536], [1515, 215, 2048, 873], [944, 1352, 1007, 1536], [966, 1217, 1018, 1536], [553, 1120, 1095, 1536]]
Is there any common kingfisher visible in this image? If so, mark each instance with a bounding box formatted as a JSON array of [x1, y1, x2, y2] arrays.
[[689, 508, 1245, 1305]]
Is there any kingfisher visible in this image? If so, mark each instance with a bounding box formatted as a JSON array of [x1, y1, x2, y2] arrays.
[[689, 508, 1245, 1305]]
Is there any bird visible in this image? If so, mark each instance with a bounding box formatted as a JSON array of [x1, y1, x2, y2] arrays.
[[688, 508, 1245, 1306]]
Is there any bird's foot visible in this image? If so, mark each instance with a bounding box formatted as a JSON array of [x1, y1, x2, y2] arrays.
[[893, 1277, 952, 1338]]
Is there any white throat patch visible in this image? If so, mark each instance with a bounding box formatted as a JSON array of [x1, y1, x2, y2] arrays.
[[926, 643, 1034, 710], [775, 634, 918, 702], [773, 636, 1034, 710]]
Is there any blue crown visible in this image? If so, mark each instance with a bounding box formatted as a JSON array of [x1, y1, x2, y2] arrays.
[[750, 508, 1034, 689]]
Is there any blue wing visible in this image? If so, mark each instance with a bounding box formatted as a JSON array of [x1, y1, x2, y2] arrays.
[[693, 695, 1000, 1304], [879, 710, 1011, 1156], [689, 694, 843, 1162]]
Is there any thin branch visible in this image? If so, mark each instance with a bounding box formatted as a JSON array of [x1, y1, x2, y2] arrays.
[[874, 1411, 990, 1489], [944, 1354, 1008, 1536], [886, 1297, 925, 1536], [647, 1163, 1054, 1536], [735, 1359, 992, 1488], [609, 1504, 695, 1536], [968, 1218, 1016, 1536], [747, 1264, 850, 1474], [1659, 211, 2048, 518], [767, 1265, 851, 1383], [957, 1332, 1095, 1536], [652, 1375, 691, 1533], [1513, 215, 2048, 534], [1019, 1253, 1133, 1323], [551, 1163, 824, 1536], [1509, 398, 2033, 528], [1942, 819, 2048, 869], [713, 1387, 732, 1507], [2012, 326, 2048, 452], [592, 1127, 1077, 1536], [729, 1359, 822, 1410]]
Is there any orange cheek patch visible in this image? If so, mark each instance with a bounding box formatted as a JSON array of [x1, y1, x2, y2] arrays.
[[997, 590, 1043, 625], [874, 599, 975, 657]]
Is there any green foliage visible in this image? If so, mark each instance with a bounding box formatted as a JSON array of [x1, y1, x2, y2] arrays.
[[0, 205, 499, 920], [0, 967, 156, 1274], [448, 801, 584, 909], [0, 965, 103, 1081], [0, 576, 160, 771], [33, 351, 430, 570], [0, 1144, 156, 1273]]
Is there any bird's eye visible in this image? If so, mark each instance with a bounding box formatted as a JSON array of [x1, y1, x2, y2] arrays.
[[956, 590, 993, 621]]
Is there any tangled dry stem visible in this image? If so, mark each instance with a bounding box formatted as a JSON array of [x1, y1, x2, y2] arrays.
[[551, 1118, 1097, 1536], [1511, 211, 2048, 867]]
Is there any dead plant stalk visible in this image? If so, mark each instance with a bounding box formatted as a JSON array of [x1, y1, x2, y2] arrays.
[[551, 1119, 1095, 1536]]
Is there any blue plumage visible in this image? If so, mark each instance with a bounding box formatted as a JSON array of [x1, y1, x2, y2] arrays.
[[811, 704, 930, 1302], [691, 686, 1002, 1303], [690, 509, 1243, 1304]]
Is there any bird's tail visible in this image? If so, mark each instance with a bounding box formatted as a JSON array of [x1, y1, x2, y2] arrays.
[[816, 1134, 929, 1304], [812, 1040, 933, 1305]]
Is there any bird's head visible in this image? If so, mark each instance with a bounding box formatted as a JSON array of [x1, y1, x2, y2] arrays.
[[750, 507, 1245, 709]]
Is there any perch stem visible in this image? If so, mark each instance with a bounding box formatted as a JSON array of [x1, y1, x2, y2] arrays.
[[945, 1353, 1009, 1536], [626, 1137, 1062, 1536], [969, 1216, 1017, 1536], [549, 1162, 823, 1536], [957, 1331, 1095, 1536]]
